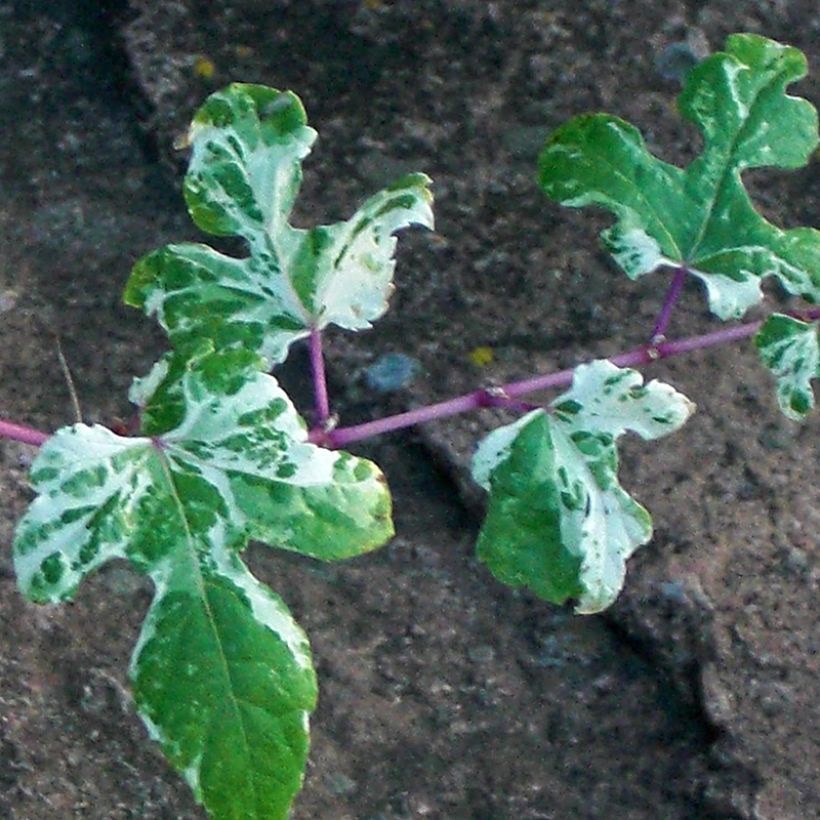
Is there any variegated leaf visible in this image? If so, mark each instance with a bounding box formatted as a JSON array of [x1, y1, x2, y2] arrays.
[[755, 313, 820, 420], [539, 34, 820, 319], [125, 84, 433, 366], [14, 349, 393, 819], [472, 361, 695, 613]]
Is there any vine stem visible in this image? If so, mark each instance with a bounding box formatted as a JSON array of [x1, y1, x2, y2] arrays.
[[0, 420, 49, 447], [314, 308, 820, 448], [2, 309, 819, 451], [309, 327, 331, 425], [651, 265, 689, 341]]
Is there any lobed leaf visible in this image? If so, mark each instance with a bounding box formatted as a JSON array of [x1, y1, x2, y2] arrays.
[[472, 361, 695, 613], [133, 546, 317, 820], [539, 34, 820, 320], [125, 84, 433, 366], [755, 313, 820, 420], [14, 348, 393, 819]]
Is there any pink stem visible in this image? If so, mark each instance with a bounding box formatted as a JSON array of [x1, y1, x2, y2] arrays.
[[3, 310, 819, 452], [503, 322, 763, 398], [475, 390, 541, 413], [309, 327, 331, 425], [0, 420, 49, 447], [651, 265, 689, 341], [316, 309, 820, 449]]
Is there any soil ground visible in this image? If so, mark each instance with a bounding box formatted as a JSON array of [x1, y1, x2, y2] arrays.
[[0, 2, 817, 818]]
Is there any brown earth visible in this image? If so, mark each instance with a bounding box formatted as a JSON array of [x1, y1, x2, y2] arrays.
[[0, 1, 817, 818]]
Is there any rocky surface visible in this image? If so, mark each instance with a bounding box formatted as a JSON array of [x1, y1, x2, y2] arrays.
[[0, 1, 817, 817]]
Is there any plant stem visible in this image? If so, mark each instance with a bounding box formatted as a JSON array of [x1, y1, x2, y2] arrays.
[[503, 322, 763, 398], [651, 265, 689, 341], [475, 390, 541, 413], [0, 420, 49, 447], [309, 327, 331, 425], [317, 309, 820, 448], [4, 310, 820, 452]]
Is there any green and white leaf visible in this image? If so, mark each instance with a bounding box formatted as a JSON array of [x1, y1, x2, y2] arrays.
[[539, 34, 820, 319], [472, 360, 695, 613], [125, 84, 433, 366], [14, 349, 393, 819], [755, 313, 820, 420]]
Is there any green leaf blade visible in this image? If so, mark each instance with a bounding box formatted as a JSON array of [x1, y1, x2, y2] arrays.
[[126, 85, 433, 367], [755, 313, 820, 420], [474, 411, 585, 606], [137, 349, 396, 561], [539, 34, 820, 319], [14, 349, 395, 818], [184, 84, 315, 241], [133, 546, 316, 820], [13, 425, 156, 602], [679, 33, 816, 173], [472, 362, 694, 613], [124, 243, 309, 366], [234, 451, 394, 562], [291, 172, 434, 331], [539, 115, 689, 276]]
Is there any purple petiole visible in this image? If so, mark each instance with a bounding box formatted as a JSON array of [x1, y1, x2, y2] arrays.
[[309, 327, 331, 426], [651, 265, 689, 342]]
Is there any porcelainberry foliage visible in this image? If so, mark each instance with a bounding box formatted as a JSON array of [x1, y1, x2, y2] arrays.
[[7, 33, 818, 819]]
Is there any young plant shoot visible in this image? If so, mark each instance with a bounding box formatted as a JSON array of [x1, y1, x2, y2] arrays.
[[2, 32, 817, 820]]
